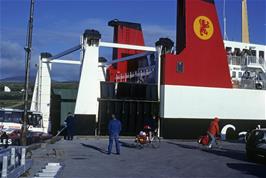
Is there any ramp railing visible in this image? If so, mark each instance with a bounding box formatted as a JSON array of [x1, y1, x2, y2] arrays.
[[0, 147, 32, 178]]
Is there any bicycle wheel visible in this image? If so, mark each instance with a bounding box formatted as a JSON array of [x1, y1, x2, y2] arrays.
[[135, 139, 144, 149], [137, 142, 144, 149], [151, 136, 160, 148]]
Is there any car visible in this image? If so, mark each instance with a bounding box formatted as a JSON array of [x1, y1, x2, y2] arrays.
[[245, 128, 266, 161]]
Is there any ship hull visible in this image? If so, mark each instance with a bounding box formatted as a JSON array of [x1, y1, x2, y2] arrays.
[[160, 85, 266, 138]]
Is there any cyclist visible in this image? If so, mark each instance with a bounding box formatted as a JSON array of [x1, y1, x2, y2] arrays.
[[144, 115, 158, 142]]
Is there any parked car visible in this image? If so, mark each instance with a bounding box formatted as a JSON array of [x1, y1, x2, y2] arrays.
[[246, 128, 266, 161]]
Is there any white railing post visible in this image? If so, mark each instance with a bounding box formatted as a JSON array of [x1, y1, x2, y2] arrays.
[[1, 156, 8, 178], [11, 148, 15, 167], [21, 148, 26, 166]]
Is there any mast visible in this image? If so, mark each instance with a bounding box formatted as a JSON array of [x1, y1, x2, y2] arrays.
[[223, 0, 228, 40], [242, 0, 250, 43], [21, 0, 35, 146]]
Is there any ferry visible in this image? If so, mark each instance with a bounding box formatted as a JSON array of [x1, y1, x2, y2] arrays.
[[30, 0, 266, 139], [101, 0, 266, 138]]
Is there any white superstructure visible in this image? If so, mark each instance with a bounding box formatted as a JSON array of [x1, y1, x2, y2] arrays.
[[224, 40, 266, 83]]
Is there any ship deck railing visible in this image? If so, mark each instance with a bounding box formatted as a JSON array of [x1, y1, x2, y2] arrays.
[[0, 146, 32, 178], [227, 55, 265, 71], [114, 65, 156, 83], [239, 79, 266, 90]]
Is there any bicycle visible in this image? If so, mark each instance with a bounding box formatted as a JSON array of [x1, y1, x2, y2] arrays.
[[135, 130, 160, 149]]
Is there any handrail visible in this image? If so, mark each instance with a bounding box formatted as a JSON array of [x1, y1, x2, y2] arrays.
[[0, 147, 32, 178], [228, 55, 266, 72], [115, 65, 156, 82]]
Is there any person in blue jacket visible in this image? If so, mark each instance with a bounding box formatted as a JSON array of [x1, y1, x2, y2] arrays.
[[108, 114, 122, 155], [64, 112, 75, 140]]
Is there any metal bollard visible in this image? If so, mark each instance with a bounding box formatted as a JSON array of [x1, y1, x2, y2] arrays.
[[20, 148, 26, 166], [11, 148, 15, 167], [1, 156, 8, 178]]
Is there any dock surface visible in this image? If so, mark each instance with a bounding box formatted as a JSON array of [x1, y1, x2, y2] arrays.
[[23, 137, 265, 178]]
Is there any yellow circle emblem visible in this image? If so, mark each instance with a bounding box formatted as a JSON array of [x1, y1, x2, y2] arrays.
[[193, 16, 214, 40]]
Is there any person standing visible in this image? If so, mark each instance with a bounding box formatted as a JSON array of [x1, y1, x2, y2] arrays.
[[207, 117, 220, 148], [108, 114, 121, 155], [65, 112, 75, 140]]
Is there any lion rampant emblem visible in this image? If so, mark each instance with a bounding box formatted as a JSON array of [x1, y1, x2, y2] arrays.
[[199, 19, 210, 36], [193, 16, 213, 40]]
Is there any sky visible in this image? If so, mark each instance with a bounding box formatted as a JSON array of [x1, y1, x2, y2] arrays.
[[0, 0, 265, 81]]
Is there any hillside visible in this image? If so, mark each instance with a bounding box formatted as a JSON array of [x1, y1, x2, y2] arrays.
[[0, 81, 78, 109]]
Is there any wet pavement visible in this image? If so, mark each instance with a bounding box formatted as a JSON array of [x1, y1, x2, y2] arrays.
[[22, 137, 265, 178]]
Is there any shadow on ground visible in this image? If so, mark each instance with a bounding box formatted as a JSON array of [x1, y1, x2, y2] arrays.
[[81, 143, 108, 154], [166, 141, 199, 150], [119, 141, 138, 149], [166, 141, 249, 162], [227, 163, 266, 178], [203, 148, 249, 162]]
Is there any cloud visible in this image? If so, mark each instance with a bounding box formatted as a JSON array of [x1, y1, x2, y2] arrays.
[[0, 27, 27, 45], [143, 24, 176, 45], [78, 18, 176, 45], [0, 41, 25, 79], [1, 17, 176, 81], [77, 17, 176, 46], [51, 64, 80, 81], [78, 18, 113, 41]]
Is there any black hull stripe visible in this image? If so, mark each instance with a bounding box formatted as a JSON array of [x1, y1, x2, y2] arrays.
[[161, 118, 266, 139]]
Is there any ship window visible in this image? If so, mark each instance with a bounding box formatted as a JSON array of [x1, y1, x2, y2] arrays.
[[226, 47, 232, 51], [242, 49, 249, 55], [226, 47, 232, 55], [232, 71, 236, 78], [225, 47, 232, 52], [234, 48, 241, 56], [251, 50, 256, 56], [259, 51, 264, 58], [238, 72, 242, 78], [176, 61, 184, 73]]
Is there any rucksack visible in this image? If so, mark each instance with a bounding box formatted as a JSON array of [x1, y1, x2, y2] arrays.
[[198, 135, 209, 145]]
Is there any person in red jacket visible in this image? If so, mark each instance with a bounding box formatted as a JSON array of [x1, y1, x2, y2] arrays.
[[207, 117, 220, 148]]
